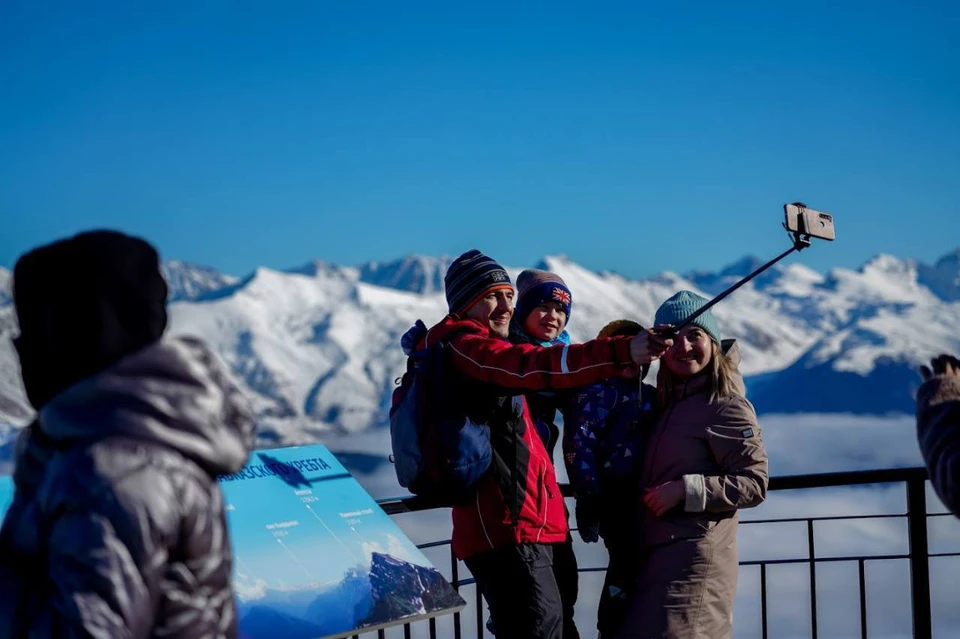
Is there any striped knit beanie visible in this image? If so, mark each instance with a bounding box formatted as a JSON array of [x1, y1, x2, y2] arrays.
[[654, 290, 721, 345], [515, 269, 573, 324], [444, 249, 513, 315]]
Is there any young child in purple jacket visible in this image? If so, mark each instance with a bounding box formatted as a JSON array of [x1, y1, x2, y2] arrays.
[[563, 319, 660, 639]]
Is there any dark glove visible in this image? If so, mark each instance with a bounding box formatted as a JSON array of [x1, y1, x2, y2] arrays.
[[400, 320, 428, 356], [575, 495, 601, 543]]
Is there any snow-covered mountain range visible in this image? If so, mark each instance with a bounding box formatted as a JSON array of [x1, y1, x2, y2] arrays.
[[0, 247, 958, 445]]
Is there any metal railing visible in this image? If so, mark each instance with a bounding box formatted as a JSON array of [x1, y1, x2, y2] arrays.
[[357, 467, 956, 639]]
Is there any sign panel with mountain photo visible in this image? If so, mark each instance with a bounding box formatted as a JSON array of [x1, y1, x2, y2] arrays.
[[0, 445, 464, 639], [219, 444, 465, 639]]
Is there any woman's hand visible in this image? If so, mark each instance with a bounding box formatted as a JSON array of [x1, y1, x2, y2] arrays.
[[643, 480, 685, 516], [629, 326, 674, 365]]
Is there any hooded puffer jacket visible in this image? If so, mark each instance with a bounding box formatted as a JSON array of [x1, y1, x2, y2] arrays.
[[0, 336, 256, 639]]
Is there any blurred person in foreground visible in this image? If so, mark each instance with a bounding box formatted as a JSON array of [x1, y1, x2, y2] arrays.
[[0, 230, 255, 638], [918, 353, 960, 517]]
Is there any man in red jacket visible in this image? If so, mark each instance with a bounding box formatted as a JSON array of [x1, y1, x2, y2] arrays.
[[405, 249, 671, 639]]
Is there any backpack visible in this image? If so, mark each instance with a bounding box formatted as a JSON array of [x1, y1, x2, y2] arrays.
[[389, 329, 493, 505]]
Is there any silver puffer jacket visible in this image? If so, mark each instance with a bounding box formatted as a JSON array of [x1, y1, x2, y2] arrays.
[[0, 336, 255, 639]]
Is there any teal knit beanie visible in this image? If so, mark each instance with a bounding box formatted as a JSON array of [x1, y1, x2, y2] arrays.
[[654, 290, 721, 345]]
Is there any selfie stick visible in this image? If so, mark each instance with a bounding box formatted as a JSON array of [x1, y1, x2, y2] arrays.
[[660, 204, 815, 337]]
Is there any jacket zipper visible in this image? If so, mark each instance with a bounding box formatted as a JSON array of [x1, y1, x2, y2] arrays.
[[536, 458, 549, 542], [476, 488, 494, 549]]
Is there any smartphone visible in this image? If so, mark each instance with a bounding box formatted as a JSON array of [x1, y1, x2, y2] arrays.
[[784, 202, 836, 241]]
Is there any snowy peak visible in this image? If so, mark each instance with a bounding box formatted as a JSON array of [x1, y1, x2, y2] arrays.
[[859, 253, 916, 279], [358, 255, 452, 295], [533, 254, 577, 272], [0, 268, 11, 307], [2, 246, 960, 440], [529, 254, 616, 290], [718, 255, 768, 278], [685, 255, 783, 295], [161, 261, 239, 302], [781, 262, 824, 285], [821, 257, 935, 308], [2, 260, 238, 306], [286, 259, 357, 280], [918, 247, 960, 302], [932, 247, 960, 271], [0, 307, 29, 428]]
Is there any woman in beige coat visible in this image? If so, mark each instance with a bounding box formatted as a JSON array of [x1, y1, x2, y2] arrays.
[[615, 291, 769, 639]]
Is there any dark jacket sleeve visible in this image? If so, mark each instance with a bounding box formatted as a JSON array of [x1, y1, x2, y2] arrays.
[[917, 374, 960, 516], [0, 492, 36, 639], [447, 333, 634, 391], [684, 396, 769, 513], [22, 465, 178, 638], [0, 561, 26, 639]]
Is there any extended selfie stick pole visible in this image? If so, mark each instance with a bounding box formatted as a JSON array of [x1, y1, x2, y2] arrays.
[[664, 210, 814, 336]]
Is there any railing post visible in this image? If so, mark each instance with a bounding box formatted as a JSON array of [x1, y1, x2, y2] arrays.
[[858, 559, 867, 639], [807, 519, 818, 639], [906, 475, 932, 639], [450, 546, 462, 639], [760, 564, 768, 639]]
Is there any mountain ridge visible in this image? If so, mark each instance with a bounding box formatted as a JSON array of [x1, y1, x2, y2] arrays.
[[0, 247, 957, 445]]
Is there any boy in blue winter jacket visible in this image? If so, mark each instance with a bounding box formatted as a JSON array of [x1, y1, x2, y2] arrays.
[[563, 319, 660, 639]]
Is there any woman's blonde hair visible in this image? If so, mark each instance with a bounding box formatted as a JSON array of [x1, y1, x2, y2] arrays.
[[657, 340, 741, 405]]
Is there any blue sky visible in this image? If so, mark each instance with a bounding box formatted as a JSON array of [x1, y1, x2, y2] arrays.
[[1, 1, 958, 280]]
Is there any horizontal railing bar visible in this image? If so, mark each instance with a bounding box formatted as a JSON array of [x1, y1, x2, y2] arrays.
[[417, 520, 960, 552], [416, 540, 451, 550], [740, 513, 907, 524], [740, 553, 912, 566], [741, 511, 957, 525], [377, 467, 931, 513], [768, 467, 928, 490], [414, 547, 960, 572]]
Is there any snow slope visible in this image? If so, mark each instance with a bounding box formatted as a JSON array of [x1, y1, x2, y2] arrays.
[[0, 248, 958, 439]]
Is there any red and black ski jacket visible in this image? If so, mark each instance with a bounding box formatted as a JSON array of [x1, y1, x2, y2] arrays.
[[418, 315, 635, 560]]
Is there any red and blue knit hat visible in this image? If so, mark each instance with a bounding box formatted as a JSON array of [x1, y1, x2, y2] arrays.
[[444, 249, 513, 315], [515, 269, 573, 324]]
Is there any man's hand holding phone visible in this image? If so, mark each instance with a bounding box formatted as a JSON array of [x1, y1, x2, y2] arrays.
[[630, 325, 675, 364]]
